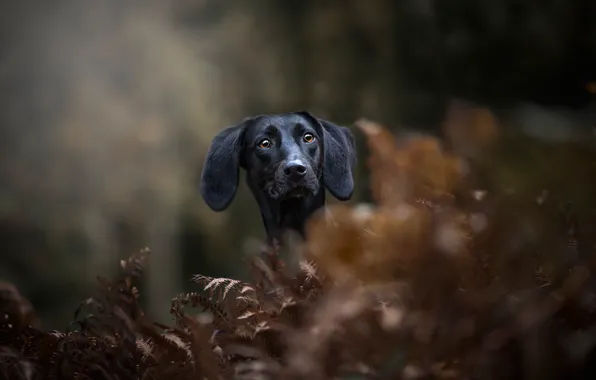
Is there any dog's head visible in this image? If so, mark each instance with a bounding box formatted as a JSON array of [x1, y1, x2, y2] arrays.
[[200, 111, 356, 211]]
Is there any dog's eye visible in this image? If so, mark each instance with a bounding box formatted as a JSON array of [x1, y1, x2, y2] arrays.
[[258, 139, 272, 149], [303, 133, 315, 143]]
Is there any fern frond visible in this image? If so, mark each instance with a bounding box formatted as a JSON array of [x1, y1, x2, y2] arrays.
[[192, 274, 244, 300], [237, 311, 256, 320], [236, 295, 258, 306], [162, 332, 194, 363], [171, 292, 231, 330], [135, 338, 154, 361], [299, 260, 320, 283]]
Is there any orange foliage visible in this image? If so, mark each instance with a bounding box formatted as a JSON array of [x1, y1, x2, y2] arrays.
[[3, 106, 596, 379]]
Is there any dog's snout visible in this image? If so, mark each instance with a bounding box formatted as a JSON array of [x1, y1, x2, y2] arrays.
[[283, 161, 307, 180]]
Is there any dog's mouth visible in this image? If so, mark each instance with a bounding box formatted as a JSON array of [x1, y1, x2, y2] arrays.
[[267, 184, 314, 200], [285, 187, 309, 199]]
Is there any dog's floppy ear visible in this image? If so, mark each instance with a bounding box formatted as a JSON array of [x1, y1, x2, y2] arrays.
[[298, 111, 356, 201], [200, 120, 250, 211]]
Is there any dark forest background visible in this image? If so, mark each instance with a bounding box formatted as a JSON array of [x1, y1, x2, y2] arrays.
[[0, 0, 594, 327]]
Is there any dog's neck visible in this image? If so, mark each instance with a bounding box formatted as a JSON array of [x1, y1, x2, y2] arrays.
[[250, 186, 326, 245]]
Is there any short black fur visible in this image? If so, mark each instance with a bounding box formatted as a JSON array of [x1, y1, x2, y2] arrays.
[[200, 111, 356, 244]]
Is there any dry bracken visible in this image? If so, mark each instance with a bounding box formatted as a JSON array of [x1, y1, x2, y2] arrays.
[[2, 107, 596, 379]]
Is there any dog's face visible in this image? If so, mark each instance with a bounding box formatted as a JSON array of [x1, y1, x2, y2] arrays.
[[200, 111, 356, 212], [242, 114, 322, 200]]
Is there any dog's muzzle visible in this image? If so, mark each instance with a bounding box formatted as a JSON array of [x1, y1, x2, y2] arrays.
[[267, 160, 319, 199]]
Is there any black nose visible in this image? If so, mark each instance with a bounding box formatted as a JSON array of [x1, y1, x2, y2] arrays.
[[284, 162, 307, 179]]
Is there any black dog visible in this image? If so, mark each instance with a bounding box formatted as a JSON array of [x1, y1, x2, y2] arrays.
[[200, 111, 356, 244]]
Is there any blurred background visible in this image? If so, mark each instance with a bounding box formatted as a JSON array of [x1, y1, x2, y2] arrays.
[[0, 0, 594, 328]]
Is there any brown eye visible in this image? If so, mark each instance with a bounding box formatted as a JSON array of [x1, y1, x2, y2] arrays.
[[303, 133, 315, 143], [258, 139, 272, 149]]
